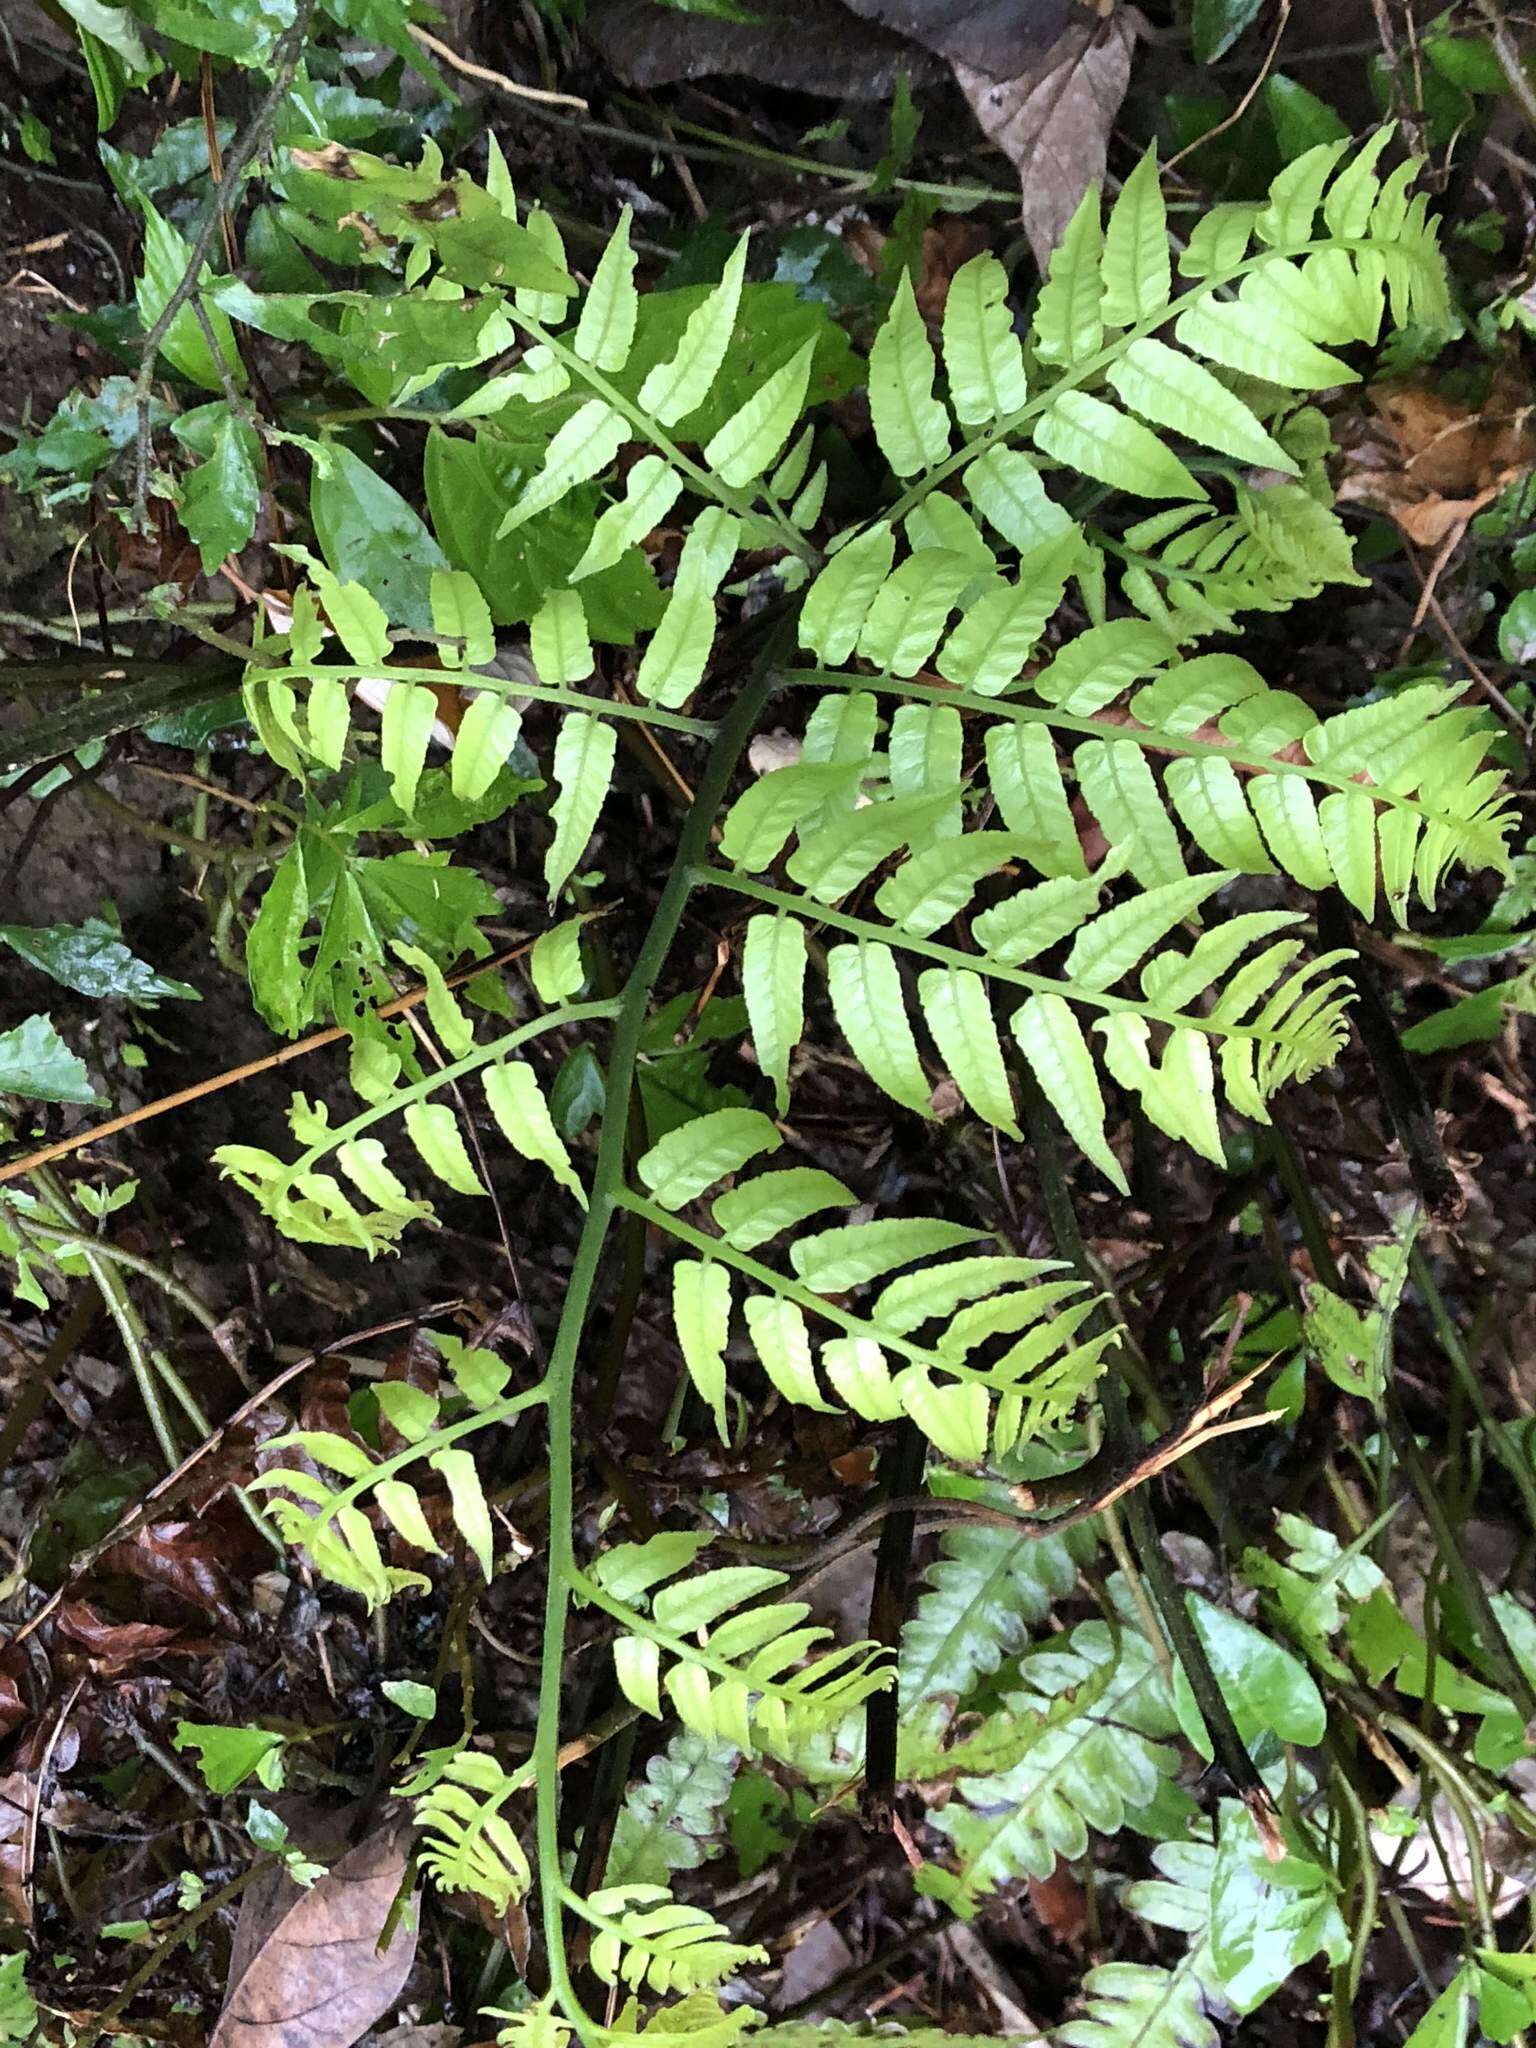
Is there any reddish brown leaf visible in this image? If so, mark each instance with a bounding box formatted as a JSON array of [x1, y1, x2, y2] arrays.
[[98, 1519, 243, 1635], [55, 1598, 189, 1675], [211, 1819, 418, 2048]]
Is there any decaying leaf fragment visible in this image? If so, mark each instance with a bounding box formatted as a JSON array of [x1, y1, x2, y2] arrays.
[[955, 9, 1140, 267], [211, 1817, 418, 2048], [1336, 372, 1536, 547]]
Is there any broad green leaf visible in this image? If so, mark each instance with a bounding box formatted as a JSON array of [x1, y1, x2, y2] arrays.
[[312, 442, 448, 634], [1031, 187, 1104, 365], [1074, 739, 1190, 890], [307, 565, 391, 667], [963, 448, 1073, 553], [791, 1216, 986, 1292], [821, 1336, 904, 1421], [984, 723, 1086, 877], [0, 919, 196, 1005], [637, 1107, 783, 1209], [1193, 0, 1264, 61], [712, 1167, 853, 1252], [1163, 756, 1274, 874], [703, 339, 815, 486], [499, 399, 630, 536], [1172, 1595, 1327, 1758], [450, 690, 523, 801], [875, 1255, 1065, 1336], [574, 205, 639, 370], [1065, 873, 1231, 992], [572, 456, 682, 583], [867, 271, 950, 477], [637, 232, 749, 426], [917, 967, 1019, 1136], [172, 1722, 287, 1795], [1248, 773, 1334, 889], [1101, 148, 1170, 327], [0, 1014, 101, 1106], [857, 550, 975, 677], [430, 568, 496, 668], [379, 682, 439, 812], [1106, 340, 1298, 473], [799, 526, 896, 664], [546, 713, 616, 898], [530, 587, 593, 684], [1034, 391, 1206, 502], [895, 1365, 990, 1463], [973, 872, 1109, 967], [405, 1100, 485, 1196], [1010, 993, 1126, 1193], [135, 197, 243, 393], [634, 509, 738, 707], [1174, 299, 1357, 389], [942, 253, 1027, 426], [743, 1295, 835, 1411], [431, 1446, 494, 1579], [719, 760, 863, 872], [484, 1060, 585, 1204], [674, 1260, 732, 1442], [875, 833, 1028, 938], [787, 789, 959, 904], [741, 913, 805, 1115], [180, 408, 259, 573], [825, 940, 931, 1116]]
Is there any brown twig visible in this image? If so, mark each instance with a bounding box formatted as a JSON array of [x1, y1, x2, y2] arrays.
[[407, 21, 589, 109], [0, 942, 532, 1186], [1165, 0, 1292, 176]]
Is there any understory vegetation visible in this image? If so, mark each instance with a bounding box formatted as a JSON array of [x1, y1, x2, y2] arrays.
[[2, 1, 1536, 2044]]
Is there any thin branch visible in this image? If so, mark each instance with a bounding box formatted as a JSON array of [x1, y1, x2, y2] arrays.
[[407, 21, 589, 109]]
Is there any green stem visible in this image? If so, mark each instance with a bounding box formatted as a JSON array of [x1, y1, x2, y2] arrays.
[[699, 866, 1316, 1046], [789, 670, 1479, 839], [511, 317, 816, 566], [263, 662, 719, 739], [880, 233, 1389, 529], [531, 626, 790, 2043], [1412, 1247, 1536, 1537]]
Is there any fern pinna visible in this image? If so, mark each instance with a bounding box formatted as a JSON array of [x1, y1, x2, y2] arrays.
[[210, 131, 1508, 2045]]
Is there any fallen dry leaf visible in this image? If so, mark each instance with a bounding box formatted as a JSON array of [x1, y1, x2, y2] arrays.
[[955, 10, 1139, 268], [54, 1598, 193, 1676], [212, 1818, 418, 2048], [0, 1772, 36, 1927], [1336, 371, 1536, 547]]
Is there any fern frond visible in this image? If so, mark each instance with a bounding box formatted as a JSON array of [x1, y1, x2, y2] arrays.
[[414, 1749, 532, 1912], [1058, 1842, 1222, 2048], [584, 1539, 889, 1760], [933, 1610, 1182, 1895], [245, 1335, 528, 1606], [580, 1884, 766, 1996], [606, 1734, 739, 1887]]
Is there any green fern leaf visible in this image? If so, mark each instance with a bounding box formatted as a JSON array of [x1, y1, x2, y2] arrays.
[[573, 204, 639, 370], [637, 232, 749, 426], [741, 912, 806, 1115], [867, 270, 950, 476], [545, 712, 616, 899], [1101, 146, 1170, 326], [941, 252, 1027, 425]]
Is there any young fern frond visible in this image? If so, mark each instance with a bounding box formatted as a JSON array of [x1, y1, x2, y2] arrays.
[[1058, 1841, 1222, 2048], [627, 1121, 1120, 1462], [576, 1884, 767, 1996], [605, 1734, 739, 1887], [414, 1751, 532, 1913], [583, 1536, 890, 1760], [248, 1337, 535, 1607]]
